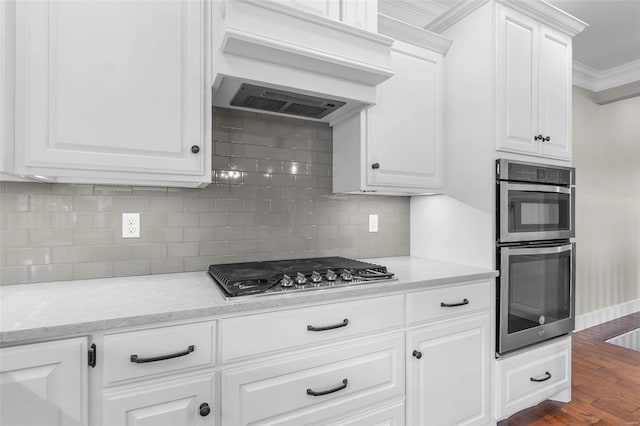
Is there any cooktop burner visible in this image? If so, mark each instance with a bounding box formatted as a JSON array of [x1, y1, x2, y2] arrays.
[[208, 257, 395, 298]]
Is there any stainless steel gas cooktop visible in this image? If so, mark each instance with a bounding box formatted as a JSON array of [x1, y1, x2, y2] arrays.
[[208, 257, 396, 299]]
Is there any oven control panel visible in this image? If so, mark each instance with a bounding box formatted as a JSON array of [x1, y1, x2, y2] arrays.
[[497, 159, 574, 186]]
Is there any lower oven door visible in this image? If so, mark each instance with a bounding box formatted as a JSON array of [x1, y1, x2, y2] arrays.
[[498, 242, 575, 355]]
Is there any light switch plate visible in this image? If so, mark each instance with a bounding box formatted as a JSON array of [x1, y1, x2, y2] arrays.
[[122, 213, 140, 238]]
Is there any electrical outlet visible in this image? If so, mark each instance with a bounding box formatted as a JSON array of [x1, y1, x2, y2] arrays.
[[122, 213, 140, 238], [369, 214, 379, 233]]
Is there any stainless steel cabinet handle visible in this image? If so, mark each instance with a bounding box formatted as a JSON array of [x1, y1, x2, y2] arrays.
[[307, 319, 349, 332], [130, 345, 195, 363], [306, 379, 348, 396], [530, 371, 552, 382], [440, 298, 469, 308]]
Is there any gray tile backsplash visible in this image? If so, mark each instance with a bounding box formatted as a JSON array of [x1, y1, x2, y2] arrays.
[[0, 108, 410, 285]]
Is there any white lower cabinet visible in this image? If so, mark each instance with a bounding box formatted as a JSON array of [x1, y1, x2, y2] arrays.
[[102, 374, 215, 426], [494, 335, 571, 421], [0, 337, 88, 426], [407, 313, 491, 426], [97, 321, 217, 426], [221, 332, 405, 426]]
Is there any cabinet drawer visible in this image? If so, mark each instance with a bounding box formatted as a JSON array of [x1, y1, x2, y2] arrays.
[[406, 280, 490, 325], [495, 336, 571, 420], [221, 333, 404, 426], [221, 295, 404, 363], [103, 321, 216, 385]]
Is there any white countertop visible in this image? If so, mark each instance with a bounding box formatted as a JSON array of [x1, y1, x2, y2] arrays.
[[0, 256, 498, 345]]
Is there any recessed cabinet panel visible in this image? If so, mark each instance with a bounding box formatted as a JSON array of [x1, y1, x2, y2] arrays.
[[407, 314, 490, 426], [102, 374, 214, 426], [496, 6, 572, 161], [0, 338, 88, 426], [499, 10, 537, 154], [539, 28, 572, 159], [14, 0, 210, 183], [367, 44, 442, 189]]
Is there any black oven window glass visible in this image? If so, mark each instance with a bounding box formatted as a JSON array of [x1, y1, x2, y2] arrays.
[[508, 190, 570, 233], [507, 250, 571, 334]]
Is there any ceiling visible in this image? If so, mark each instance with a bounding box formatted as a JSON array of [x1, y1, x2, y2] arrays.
[[546, 0, 640, 72], [380, 0, 640, 92]]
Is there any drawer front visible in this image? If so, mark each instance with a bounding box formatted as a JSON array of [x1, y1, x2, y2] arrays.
[[314, 400, 405, 426], [406, 280, 490, 325], [221, 295, 404, 363], [103, 321, 216, 385], [496, 336, 571, 419], [221, 333, 404, 426]]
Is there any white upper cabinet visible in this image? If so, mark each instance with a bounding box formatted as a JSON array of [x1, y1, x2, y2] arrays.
[[12, 0, 211, 187], [496, 4, 574, 160], [333, 15, 451, 195], [277, 0, 377, 31]]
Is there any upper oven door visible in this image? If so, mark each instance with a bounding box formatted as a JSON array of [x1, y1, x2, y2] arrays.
[[498, 182, 575, 243]]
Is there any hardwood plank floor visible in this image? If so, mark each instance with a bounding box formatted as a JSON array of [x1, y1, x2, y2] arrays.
[[499, 312, 640, 425]]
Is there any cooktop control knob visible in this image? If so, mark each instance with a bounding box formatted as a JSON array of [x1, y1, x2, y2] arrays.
[[325, 269, 337, 282], [281, 274, 293, 287], [341, 269, 353, 281], [311, 271, 323, 284], [294, 272, 307, 286]]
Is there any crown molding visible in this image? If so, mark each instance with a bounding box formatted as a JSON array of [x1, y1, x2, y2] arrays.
[[496, 0, 587, 37], [378, 14, 453, 55], [425, 0, 489, 33], [573, 60, 640, 92], [378, 0, 449, 28]]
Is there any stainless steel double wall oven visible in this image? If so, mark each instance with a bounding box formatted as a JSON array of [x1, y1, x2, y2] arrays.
[[496, 159, 576, 355]]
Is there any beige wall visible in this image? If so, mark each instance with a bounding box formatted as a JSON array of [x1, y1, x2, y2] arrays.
[[572, 87, 640, 315]]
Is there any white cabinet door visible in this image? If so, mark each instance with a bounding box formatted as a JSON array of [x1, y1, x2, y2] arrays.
[[14, 0, 211, 186], [538, 27, 572, 160], [102, 374, 214, 426], [407, 314, 490, 426], [496, 6, 572, 161], [367, 41, 443, 191], [0, 337, 88, 426], [497, 7, 538, 155]]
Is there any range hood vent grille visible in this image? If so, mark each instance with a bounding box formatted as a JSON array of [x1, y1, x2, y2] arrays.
[[230, 83, 346, 119]]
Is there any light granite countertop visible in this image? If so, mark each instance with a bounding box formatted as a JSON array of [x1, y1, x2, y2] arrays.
[[0, 256, 498, 345]]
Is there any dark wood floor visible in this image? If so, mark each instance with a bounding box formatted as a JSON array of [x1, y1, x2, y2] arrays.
[[499, 312, 640, 425]]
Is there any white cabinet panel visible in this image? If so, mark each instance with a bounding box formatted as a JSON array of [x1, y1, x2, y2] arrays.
[[407, 314, 490, 426], [0, 337, 88, 426], [333, 18, 449, 195], [103, 321, 216, 385], [102, 374, 214, 426], [539, 27, 572, 159], [221, 333, 404, 426], [14, 0, 211, 186], [496, 6, 572, 161]]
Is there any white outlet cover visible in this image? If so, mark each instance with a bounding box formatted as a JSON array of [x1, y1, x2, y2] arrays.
[[122, 213, 140, 238], [369, 214, 379, 233]]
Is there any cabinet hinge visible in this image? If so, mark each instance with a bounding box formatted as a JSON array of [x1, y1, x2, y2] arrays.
[[88, 343, 97, 368]]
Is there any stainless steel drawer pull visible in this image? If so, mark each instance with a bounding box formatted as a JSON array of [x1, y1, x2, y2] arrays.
[[130, 345, 195, 363], [307, 319, 349, 332], [530, 371, 552, 382], [440, 298, 469, 308], [306, 379, 348, 396]]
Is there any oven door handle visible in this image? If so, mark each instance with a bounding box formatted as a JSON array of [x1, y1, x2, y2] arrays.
[[505, 183, 571, 194], [502, 243, 573, 256]]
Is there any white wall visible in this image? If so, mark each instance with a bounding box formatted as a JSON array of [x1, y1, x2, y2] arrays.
[[572, 86, 640, 316]]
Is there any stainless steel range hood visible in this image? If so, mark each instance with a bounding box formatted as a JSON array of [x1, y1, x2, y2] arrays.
[[212, 0, 395, 125]]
